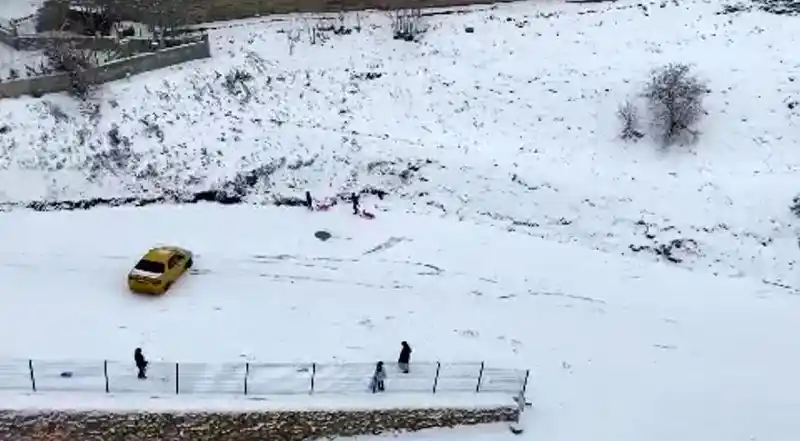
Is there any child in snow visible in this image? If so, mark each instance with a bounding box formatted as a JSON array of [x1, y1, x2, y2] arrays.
[[134, 348, 148, 379], [398, 341, 412, 373], [371, 361, 386, 393]]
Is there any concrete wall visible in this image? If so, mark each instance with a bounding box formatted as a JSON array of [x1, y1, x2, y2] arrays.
[[0, 406, 519, 441], [13, 33, 204, 53], [92, 36, 211, 83], [0, 36, 211, 100]]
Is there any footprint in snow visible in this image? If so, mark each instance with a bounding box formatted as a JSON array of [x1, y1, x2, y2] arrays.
[[456, 329, 479, 338], [358, 318, 375, 329]]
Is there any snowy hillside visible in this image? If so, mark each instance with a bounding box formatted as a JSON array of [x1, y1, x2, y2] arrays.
[[1, 0, 798, 289], [1, 204, 799, 441]]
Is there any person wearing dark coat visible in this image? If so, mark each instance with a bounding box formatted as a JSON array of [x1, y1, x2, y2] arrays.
[[305, 191, 313, 210], [351, 192, 360, 215], [371, 361, 386, 392], [134, 348, 148, 379], [398, 341, 412, 373]]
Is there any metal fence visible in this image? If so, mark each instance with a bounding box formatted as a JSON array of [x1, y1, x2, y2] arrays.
[[0, 359, 529, 397]]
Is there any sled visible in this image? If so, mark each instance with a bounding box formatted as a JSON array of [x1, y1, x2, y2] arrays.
[[316, 198, 338, 211], [359, 211, 375, 219]]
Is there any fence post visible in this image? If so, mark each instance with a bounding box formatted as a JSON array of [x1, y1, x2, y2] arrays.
[[521, 369, 530, 395], [104, 360, 109, 393], [432, 361, 441, 394], [244, 362, 249, 396], [475, 361, 485, 393], [28, 359, 36, 392], [175, 362, 180, 395], [310, 363, 316, 394]]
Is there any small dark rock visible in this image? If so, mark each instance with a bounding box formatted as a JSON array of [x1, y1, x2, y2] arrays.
[[465, 26, 475, 33], [314, 231, 333, 241]]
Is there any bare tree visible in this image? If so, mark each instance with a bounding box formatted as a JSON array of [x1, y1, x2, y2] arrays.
[[135, 0, 188, 45], [44, 40, 99, 99], [643, 63, 708, 145], [390, 8, 425, 41], [617, 100, 644, 141]]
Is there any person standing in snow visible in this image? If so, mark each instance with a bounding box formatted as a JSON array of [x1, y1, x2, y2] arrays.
[[371, 361, 386, 393], [351, 192, 360, 215], [134, 348, 148, 380], [305, 191, 313, 210], [398, 341, 412, 373]]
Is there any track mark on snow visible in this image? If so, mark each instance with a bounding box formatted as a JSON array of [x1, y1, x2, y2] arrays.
[[528, 290, 607, 304], [257, 272, 412, 290], [363, 236, 409, 255], [761, 279, 800, 295]]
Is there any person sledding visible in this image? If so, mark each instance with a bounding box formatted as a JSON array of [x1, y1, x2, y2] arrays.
[[305, 191, 314, 210]]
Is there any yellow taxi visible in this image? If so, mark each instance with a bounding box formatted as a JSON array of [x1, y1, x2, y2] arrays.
[[128, 246, 193, 295]]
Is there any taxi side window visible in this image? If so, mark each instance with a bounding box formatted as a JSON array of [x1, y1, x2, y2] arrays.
[[167, 255, 181, 269]]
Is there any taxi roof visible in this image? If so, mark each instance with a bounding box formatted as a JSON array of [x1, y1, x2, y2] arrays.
[[142, 247, 176, 262]]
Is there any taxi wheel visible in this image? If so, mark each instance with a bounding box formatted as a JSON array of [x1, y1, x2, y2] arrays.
[[164, 282, 173, 292], [186, 258, 193, 269]]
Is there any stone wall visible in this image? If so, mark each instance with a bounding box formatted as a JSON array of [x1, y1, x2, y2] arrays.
[[0, 26, 17, 50], [181, 0, 521, 24], [0, 36, 211, 100], [0, 406, 518, 441]]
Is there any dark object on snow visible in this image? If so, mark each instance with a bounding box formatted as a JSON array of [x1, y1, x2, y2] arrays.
[[273, 196, 308, 207], [351, 192, 360, 215], [398, 341, 412, 373], [305, 191, 313, 210], [465, 26, 474, 33], [371, 361, 386, 393], [134, 347, 148, 379], [314, 230, 332, 241], [60, 371, 73, 378]]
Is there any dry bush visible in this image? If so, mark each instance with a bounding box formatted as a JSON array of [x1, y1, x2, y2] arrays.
[[617, 100, 644, 141], [644, 63, 708, 145], [390, 8, 425, 41]]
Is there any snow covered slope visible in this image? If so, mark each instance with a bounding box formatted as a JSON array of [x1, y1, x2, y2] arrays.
[[1, 0, 798, 289], [0, 204, 798, 440]]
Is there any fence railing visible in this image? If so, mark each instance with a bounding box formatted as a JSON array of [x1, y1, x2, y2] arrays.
[[0, 359, 529, 397]]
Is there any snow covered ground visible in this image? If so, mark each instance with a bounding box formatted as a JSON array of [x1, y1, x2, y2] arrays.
[[0, 204, 798, 440], [0, 391, 512, 411], [0, 0, 799, 439], [1, 0, 798, 290], [0, 0, 41, 22]]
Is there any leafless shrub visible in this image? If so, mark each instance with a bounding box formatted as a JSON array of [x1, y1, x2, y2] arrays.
[[390, 8, 425, 41], [307, 21, 330, 46], [106, 123, 131, 148], [44, 40, 99, 99], [222, 68, 253, 103], [285, 26, 301, 55], [643, 63, 708, 146], [42, 100, 71, 123], [140, 115, 165, 142], [617, 100, 644, 141]]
